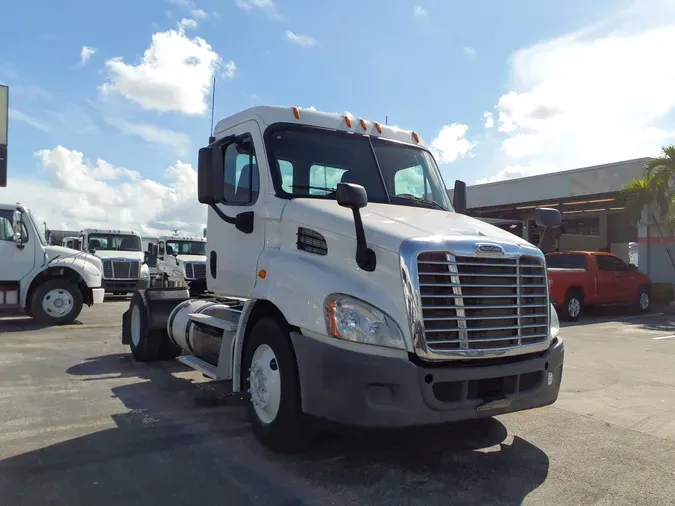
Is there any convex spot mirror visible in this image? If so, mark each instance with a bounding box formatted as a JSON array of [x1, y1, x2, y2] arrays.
[[337, 182, 368, 209], [535, 207, 561, 229]]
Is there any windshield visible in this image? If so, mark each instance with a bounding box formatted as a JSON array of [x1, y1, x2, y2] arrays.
[[26, 209, 47, 246], [165, 240, 206, 256], [88, 234, 142, 252], [268, 126, 453, 211]]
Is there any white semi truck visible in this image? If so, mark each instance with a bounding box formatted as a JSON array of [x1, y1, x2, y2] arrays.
[[62, 236, 82, 250], [148, 235, 207, 293], [0, 203, 105, 324], [80, 229, 151, 295], [122, 106, 564, 453]]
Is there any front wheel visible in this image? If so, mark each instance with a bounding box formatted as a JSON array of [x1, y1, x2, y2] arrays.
[[243, 317, 314, 453], [30, 279, 83, 326], [636, 287, 651, 313]]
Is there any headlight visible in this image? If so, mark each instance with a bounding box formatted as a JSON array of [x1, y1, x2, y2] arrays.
[[171, 269, 183, 277], [324, 294, 405, 350], [140, 265, 150, 278], [550, 303, 560, 339], [85, 264, 100, 277]]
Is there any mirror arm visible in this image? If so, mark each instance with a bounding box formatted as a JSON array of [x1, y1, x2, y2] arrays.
[[350, 208, 376, 272]]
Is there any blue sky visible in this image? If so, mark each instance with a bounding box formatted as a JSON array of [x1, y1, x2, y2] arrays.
[[1, 0, 673, 233]]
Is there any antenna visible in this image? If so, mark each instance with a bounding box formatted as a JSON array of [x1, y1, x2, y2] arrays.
[[385, 115, 388, 125], [208, 77, 216, 144]]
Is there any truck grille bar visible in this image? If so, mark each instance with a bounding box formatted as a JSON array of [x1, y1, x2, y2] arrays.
[[185, 262, 207, 280], [416, 252, 549, 353]]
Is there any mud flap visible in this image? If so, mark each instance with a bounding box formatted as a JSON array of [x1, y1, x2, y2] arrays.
[[122, 308, 131, 345]]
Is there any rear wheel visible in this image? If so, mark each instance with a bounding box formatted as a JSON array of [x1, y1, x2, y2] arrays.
[[243, 317, 314, 453], [30, 279, 83, 326], [128, 292, 180, 361], [561, 289, 583, 321]]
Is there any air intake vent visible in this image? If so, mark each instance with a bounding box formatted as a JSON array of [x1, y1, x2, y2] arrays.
[[297, 227, 328, 256]]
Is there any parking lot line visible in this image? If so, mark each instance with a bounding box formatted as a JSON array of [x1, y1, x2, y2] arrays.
[[652, 335, 675, 340]]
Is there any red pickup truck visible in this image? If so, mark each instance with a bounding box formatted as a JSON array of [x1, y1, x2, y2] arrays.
[[546, 251, 652, 321]]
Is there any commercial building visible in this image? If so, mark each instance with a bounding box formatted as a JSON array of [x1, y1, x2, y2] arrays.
[[449, 158, 675, 284]]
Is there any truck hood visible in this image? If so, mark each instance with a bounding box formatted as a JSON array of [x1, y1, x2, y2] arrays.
[[92, 250, 144, 261], [175, 255, 207, 263], [282, 199, 532, 252], [44, 245, 103, 271]]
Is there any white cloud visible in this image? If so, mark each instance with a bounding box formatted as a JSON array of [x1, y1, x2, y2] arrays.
[[104, 118, 191, 156], [285, 30, 317, 47], [80, 46, 96, 65], [430, 124, 475, 164], [235, 0, 280, 19], [191, 8, 208, 19], [482, 111, 494, 129], [462, 46, 476, 58], [178, 18, 198, 30], [0, 146, 206, 235], [168, 0, 194, 7], [99, 28, 222, 116], [413, 5, 427, 17], [222, 60, 237, 79], [8, 109, 50, 132], [485, 0, 675, 182]]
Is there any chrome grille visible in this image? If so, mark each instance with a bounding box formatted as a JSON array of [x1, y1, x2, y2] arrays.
[[102, 259, 141, 280], [417, 252, 549, 353], [185, 262, 206, 280]]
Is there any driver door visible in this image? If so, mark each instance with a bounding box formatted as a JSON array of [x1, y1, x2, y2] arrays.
[[207, 120, 267, 298], [0, 209, 35, 283]]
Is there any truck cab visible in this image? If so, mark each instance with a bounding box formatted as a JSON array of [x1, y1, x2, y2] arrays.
[[0, 203, 105, 324], [149, 235, 207, 290], [79, 229, 151, 295], [123, 106, 564, 452]]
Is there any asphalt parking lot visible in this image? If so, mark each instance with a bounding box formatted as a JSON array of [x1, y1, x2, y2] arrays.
[[1, 300, 674, 505]]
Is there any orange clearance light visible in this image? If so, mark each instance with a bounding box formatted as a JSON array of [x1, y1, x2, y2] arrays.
[[292, 107, 301, 120], [412, 131, 420, 143], [344, 115, 352, 128], [359, 119, 367, 130], [374, 122, 382, 134], [258, 269, 267, 279]]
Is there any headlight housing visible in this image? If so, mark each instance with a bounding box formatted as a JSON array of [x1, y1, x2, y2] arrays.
[[140, 264, 150, 278], [171, 269, 183, 277], [324, 294, 405, 350], [550, 303, 560, 339]]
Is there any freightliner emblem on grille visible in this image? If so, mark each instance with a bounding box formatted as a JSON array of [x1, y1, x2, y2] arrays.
[[475, 243, 504, 255]]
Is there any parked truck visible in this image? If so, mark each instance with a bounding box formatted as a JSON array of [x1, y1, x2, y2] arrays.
[[0, 203, 105, 324], [79, 229, 151, 296], [546, 250, 652, 321], [148, 235, 207, 293], [122, 106, 564, 452], [62, 236, 82, 251]]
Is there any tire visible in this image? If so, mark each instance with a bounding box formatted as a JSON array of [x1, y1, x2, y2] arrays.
[[30, 278, 84, 326], [636, 287, 651, 313], [128, 291, 176, 362], [561, 289, 584, 321], [243, 317, 314, 453]]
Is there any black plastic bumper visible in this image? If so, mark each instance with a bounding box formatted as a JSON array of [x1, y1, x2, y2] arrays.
[[291, 333, 564, 428], [103, 278, 150, 293]]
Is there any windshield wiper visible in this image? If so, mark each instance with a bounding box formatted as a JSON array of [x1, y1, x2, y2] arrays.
[[290, 185, 337, 194], [392, 194, 447, 211]]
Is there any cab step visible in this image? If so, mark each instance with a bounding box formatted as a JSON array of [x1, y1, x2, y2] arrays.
[[177, 355, 220, 379], [187, 312, 238, 332]]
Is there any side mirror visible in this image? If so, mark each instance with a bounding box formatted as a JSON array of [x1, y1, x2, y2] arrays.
[[453, 180, 467, 214], [535, 207, 561, 229], [144, 251, 149, 263], [11, 210, 22, 244], [336, 183, 375, 272], [197, 146, 225, 205], [337, 182, 368, 209]]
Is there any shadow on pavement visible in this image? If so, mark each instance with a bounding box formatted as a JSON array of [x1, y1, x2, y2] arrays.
[[0, 353, 550, 505], [0, 317, 84, 333]]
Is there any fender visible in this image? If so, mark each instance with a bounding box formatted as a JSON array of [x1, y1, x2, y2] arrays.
[[22, 262, 100, 307]]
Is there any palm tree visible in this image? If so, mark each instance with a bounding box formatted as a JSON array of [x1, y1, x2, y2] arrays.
[[620, 145, 675, 229]]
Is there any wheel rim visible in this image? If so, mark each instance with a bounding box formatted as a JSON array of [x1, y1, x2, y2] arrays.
[[640, 292, 649, 309], [131, 305, 141, 347], [568, 297, 581, 318], [249, 344, 281, 425], [42, 288, 74, 318]]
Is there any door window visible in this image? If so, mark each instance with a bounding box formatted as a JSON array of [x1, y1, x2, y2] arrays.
[[394, 165, 429, 198], [222, 135, 260, 205], [596, 254, 628, 272]]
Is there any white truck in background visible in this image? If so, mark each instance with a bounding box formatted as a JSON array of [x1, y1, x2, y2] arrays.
[[0, 203, 105, 324], [62, 236, 82, 250], [122, 106, 564, 453], [79, 229, 151, 295], [148, 235, 207, 294]]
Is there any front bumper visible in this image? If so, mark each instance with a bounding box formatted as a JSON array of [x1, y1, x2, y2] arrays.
[[91, 288, 105, 305], [102, 278, 150, 293], [291, 333, 564, 428]]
